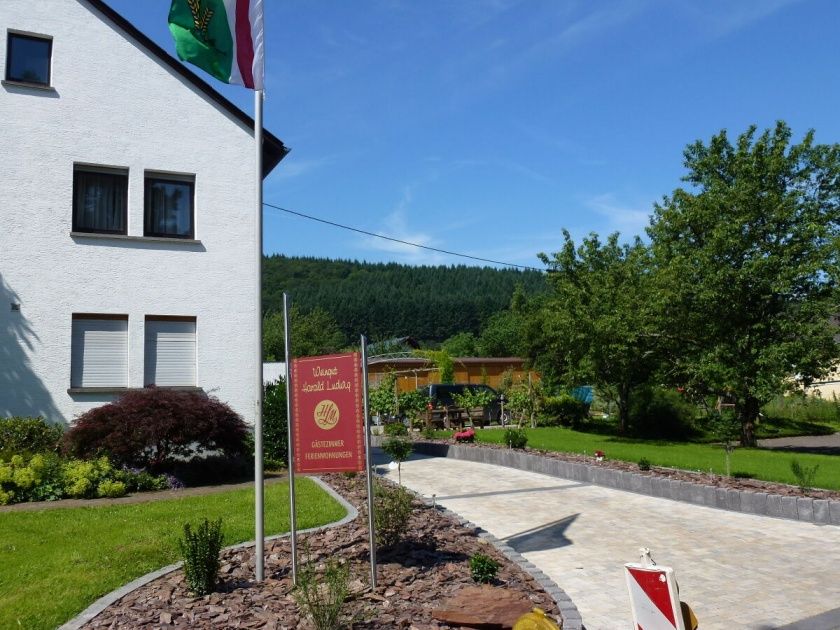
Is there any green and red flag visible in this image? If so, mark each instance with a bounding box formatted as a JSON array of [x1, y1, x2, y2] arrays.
[[168, 0, 263, 89]]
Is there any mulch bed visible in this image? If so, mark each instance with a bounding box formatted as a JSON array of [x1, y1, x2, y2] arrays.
[[82, 473, 560, 629], [421, 438, 840, 501]]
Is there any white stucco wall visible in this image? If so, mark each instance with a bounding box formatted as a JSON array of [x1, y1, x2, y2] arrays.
[[0, 0, 262, 425]]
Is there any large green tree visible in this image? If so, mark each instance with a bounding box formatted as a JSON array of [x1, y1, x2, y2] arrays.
[[649, 122, 840, 446], [263, 305, 346, 360], [533, 232, 660, 433]]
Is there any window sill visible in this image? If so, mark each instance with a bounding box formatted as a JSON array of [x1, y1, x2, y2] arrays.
[[70, 232, 202, 245], [2, 79, 56, 92], [68, 386, 203, 395]]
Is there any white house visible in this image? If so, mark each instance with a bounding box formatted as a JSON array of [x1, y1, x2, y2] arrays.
[[0, 0, 287, 426]]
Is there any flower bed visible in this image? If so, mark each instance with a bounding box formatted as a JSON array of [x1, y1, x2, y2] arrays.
[[81, 473, 562, 629]]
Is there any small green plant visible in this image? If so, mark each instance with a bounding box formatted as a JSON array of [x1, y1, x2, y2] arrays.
[[421, 425, 437, 440], [178, 518, 224, 596], [382, 436, 413, 485], [96, 479, 127, 498], [790, 459, 820, 492], [294, 551, 350, 630], [383, 422, 408, 437], [469, 552, 500, 584], [504, 427, 527, 449], [373, 479, 413, 547], [638, 457, 651, 471]]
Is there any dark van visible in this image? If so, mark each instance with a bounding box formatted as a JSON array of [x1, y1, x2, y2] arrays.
[[421, 383, 503, 422]]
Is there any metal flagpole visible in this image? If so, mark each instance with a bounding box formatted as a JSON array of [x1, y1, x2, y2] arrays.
[[284, 292, 298, 584], [254, 89, 265, 583], [360, 335, 377, 588]]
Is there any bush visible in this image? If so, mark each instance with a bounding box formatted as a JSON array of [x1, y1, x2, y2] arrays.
[[373, 479, 413, 547], [421, 425, 437, 440], [504, 428, 528, 449], [469, 553, 500, 584], [178, 518, 224, 596], [629, 386, 698, 439], [384, 422, 408, 437], [540, 394, 588, 427], [63, 388, 249, 470], [263, 379, 288, 466], [294, 553, 350, 630], [0, 417, 63, 459], [0, 454, 166, 504], [638, 457, 651, 471], [97, 479, 127, 498], [454, 428, 475, 443]]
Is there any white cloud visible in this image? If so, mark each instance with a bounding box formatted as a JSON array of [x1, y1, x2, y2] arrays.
[[358, 187, 449, 265], [274, 154, 337, 180], [586, 193, 651, 239]]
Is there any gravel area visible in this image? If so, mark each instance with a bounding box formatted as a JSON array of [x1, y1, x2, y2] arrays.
[[81, 473, 561, 629]]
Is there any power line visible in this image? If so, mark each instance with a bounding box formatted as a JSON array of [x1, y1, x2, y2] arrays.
[[262, 201, 545, 272]]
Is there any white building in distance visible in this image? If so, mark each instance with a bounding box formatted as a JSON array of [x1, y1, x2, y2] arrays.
[[0, 0, 287, 426]]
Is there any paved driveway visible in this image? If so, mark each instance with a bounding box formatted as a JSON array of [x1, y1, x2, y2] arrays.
[[379, 454, 840, 630]]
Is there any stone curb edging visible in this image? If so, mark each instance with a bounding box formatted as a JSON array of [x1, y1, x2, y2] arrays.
[[372, 464, 583, 630], [404, 441, 840, 527], [58, 477, 358, 630]]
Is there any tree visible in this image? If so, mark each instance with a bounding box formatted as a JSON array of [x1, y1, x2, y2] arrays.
[[368, 372, 399, 420], [649, 122, 840, 446], [263, 305, 346, 360], [533, 232, 660, 433], [441, 332, 478, 357]]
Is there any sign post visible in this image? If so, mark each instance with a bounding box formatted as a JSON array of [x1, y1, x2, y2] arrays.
[[290, 349, 376, 585], [361, 335, 377, 588]]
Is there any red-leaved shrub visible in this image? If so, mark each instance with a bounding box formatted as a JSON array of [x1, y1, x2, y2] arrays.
[[62, 388, 248, 469]]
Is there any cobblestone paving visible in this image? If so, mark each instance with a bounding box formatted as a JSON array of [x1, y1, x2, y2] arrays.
[[381, 454, 840, 630]]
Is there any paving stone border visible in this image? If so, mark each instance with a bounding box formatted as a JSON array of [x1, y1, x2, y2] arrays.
[[58, 477, 358, 630], [402, 441, 840, 527]]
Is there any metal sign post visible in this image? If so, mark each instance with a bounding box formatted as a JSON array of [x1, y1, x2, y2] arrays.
[[361, 335, 378, 588], [283, 292, 298, 584]]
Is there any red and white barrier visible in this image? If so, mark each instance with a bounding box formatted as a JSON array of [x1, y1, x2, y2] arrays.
[[625, 548, 697, 630]]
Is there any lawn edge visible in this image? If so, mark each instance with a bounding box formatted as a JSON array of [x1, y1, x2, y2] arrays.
[[57, 476, 357, 630]]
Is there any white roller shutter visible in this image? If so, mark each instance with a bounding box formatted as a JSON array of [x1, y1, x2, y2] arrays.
[[145, 319, 196, 386], [71, 317, 128, 388]]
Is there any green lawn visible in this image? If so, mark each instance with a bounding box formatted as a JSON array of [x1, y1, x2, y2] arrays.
[[0, 478, 345, 630], [448, 427, 840, 491]]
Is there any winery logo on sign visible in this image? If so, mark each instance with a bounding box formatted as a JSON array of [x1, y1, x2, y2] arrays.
[[314, 399, 339, 430]]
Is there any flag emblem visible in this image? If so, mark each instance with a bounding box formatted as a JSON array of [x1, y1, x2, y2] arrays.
[[168, 0, 264, 89]]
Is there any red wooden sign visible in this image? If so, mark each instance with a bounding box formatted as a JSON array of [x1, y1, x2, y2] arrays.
[[292, 352, 365, 473]]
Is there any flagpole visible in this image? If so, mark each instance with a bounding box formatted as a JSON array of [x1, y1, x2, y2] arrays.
[[284, 292, 298, 584], [254, 88, 265, 583]]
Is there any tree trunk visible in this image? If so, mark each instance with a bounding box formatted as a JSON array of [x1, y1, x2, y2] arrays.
[[617, 385, 630, 434], [738, 396, 760, 447]]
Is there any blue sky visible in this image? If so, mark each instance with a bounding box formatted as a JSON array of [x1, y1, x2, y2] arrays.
[[108, 0, 840, 269]]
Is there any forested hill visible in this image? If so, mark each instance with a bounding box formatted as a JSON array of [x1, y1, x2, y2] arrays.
[[262, 255, 546, 342]]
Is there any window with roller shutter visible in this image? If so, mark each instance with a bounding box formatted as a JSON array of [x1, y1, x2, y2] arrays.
[[144, 316, 196, 386], [70, 315, 128, 388]]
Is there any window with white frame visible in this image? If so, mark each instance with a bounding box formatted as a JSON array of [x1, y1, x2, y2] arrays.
[[144, 317, 196, 386], [70, 315, 128, 388], [73, 165, 128, 234], [5, 31, 52, 87]]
